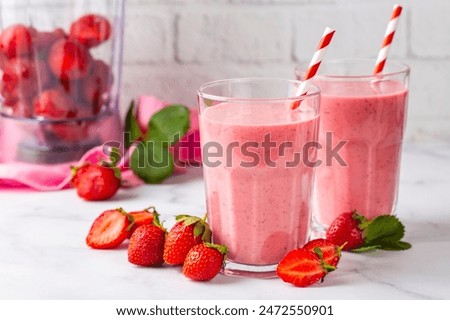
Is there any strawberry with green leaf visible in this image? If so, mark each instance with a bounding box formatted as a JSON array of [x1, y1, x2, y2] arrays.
[[326, 211, 412, 252], [128, 216, 166, 267], [163, 215, 211, 265], [71, 147, 122, 201]]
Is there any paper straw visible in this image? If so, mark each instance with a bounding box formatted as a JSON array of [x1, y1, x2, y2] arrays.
[[292, 27, 335, 110], [373, 4, 403, 75]]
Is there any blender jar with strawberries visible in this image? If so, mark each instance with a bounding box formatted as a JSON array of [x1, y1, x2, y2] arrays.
[[0, 0, 124, 164]]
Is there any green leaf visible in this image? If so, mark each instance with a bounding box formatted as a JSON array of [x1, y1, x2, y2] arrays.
[[130, 141, 174, 184], [177, 215, 201, 226], [378, 241, 412, 251], [193, 221, 205, 237], [204, 242, 228, 256], [147, 104, 190, 145], [124, 100, 144, 148], [364, 215, 405, 245], [129, 103, 190, 184]]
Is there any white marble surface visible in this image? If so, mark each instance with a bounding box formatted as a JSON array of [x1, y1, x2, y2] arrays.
[[1, 143, 449, 300]]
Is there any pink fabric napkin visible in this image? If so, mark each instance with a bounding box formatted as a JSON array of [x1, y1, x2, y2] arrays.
[[0, 96, 201, 191]]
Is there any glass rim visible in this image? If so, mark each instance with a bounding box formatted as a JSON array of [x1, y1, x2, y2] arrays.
[[295, 58, 410, 80], [197, 77, 320, 103]]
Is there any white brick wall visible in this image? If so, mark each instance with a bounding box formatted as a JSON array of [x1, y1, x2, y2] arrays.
[[120, 0, 450, 142]]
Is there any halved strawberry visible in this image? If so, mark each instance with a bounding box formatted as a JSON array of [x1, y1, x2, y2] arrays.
[[2, 58, 38, 100], [33, 88, 77, 119], [48, 39, 92, 80], [69, 14, 111, 48], [128, 207, 158, 238], [276, 248, 335, 287], [0, 24, 33, 59], [86, 208, 134, 249], [303, 238, 342, 267]]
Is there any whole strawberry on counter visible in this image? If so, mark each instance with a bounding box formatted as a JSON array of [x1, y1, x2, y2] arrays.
[[71, 149, 121, 201], [326, 211, 412, 252], [182, 243, 227, 281], [163, 215, 211, 265], [128, 216, 166, 267]]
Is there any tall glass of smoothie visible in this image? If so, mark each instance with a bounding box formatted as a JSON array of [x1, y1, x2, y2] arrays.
[[197, 78, 320, 277], [295, 59, 409, 231]]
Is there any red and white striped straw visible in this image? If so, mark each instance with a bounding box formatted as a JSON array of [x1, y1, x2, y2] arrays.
[[292, 27, 335, 110], [373, 4, 403, 75]]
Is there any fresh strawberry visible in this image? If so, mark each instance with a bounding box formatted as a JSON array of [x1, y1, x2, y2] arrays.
[[128, 207, 158, 238], [86, 208, 134, 249], [2, 58, 38, 99], [48, 39, 92, 80], [303, 238, 342, 267], [182, 243, 227, 281], [71, 163, 121, 201], [326, 212, 365, 251], [82, 59, 110, 113], [69, 14, 111, 48], [163, 215, 211, 265], [276, 248, 336, 287], [128, 220, 166, 267], [0, 24, 33, 59], [32, 28, 66, 59], [33, 88, 76, 119], [326, 211, 412, 252]]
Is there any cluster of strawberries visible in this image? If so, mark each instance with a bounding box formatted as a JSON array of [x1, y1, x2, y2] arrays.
[[86, 208, 227, 281], [277, 211, 411, 287], [0, 14, 112, 141]]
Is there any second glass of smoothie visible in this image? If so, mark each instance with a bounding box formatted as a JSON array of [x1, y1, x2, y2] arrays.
[[197, 78, 320, 278], [295, 59, 409, 231]]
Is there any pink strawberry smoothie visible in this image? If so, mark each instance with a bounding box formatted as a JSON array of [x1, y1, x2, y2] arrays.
[[200, 102, 319, 266], [313, 79, 408, 227]]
